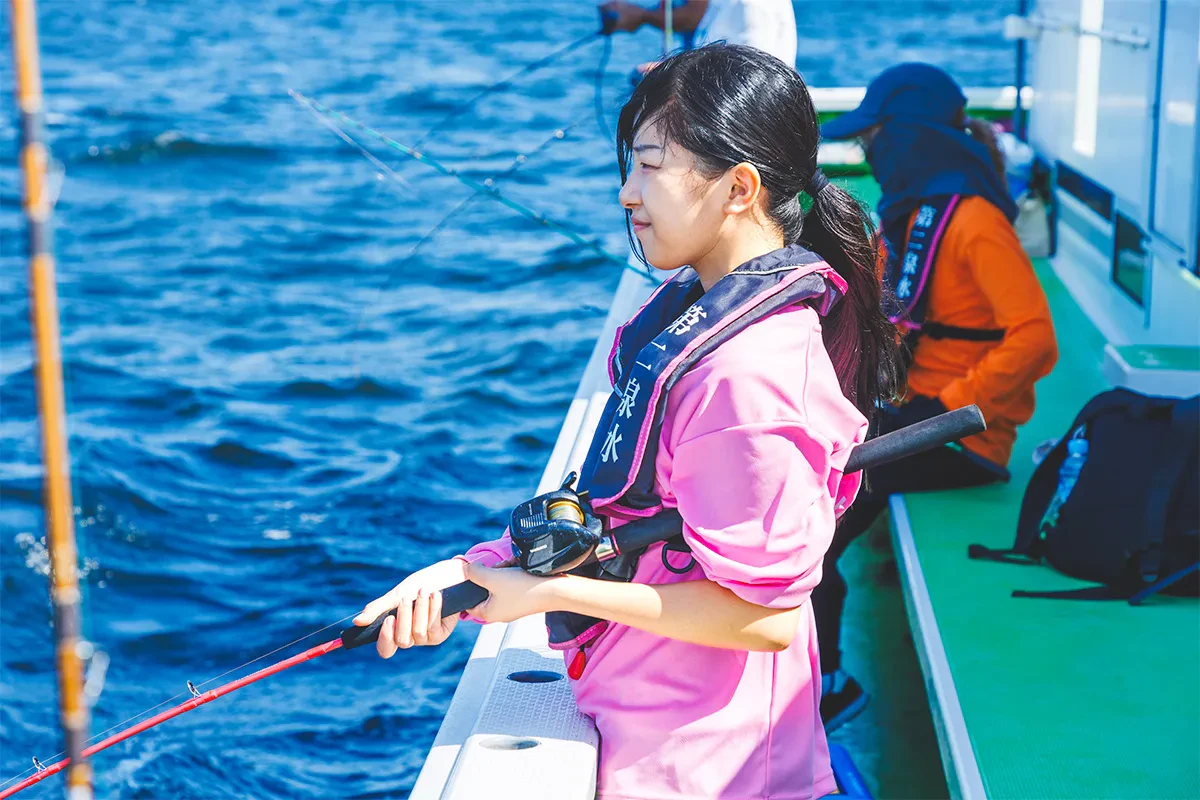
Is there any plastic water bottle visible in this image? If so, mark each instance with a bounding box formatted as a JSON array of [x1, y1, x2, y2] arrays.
[[1038, 428, 1089, 536]]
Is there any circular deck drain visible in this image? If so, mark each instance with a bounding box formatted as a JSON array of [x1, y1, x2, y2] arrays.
[[506, 670, 563, 683], [479, 736, 540, 751]]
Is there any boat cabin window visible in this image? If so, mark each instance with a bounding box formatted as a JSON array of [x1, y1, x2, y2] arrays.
[[1112, 212, 1148, 305]]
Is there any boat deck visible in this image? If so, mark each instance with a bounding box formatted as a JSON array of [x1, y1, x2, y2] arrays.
[[891, 256, 1200, 798]]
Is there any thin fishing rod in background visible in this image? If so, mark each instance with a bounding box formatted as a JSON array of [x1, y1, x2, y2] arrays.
[[594, 26, 615, 142], [0, 406, 986, 798], [329, 107, 612, 370], [291, 15, 642, 278], [290, 92, 644, 276], [10, 0, 96, 797], [415, 31, 600, 150]]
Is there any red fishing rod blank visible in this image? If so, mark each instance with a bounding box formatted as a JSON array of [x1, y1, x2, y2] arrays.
[[0, 638, 343, 799]]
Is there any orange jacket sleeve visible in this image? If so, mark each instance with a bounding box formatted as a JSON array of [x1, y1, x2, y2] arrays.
[[937, 214, 1059, 420]]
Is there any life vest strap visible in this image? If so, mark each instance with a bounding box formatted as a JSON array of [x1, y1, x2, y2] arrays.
[[920, 322, 1006, 342]]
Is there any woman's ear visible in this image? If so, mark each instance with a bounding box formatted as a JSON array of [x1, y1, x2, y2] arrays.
[[723, 162, 764, 216]]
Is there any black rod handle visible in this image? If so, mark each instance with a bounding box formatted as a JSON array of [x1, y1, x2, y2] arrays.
[[607, 405, 985, 558], [844, 404, 985, 474], [340, 580, 490, 650]]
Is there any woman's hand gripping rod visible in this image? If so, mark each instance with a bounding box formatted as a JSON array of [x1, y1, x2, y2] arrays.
[[341, 404, 985, 649]]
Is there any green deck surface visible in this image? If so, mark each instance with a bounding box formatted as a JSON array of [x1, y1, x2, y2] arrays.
[[818, 172, 948, 798], [892, 261, 1200, 798]]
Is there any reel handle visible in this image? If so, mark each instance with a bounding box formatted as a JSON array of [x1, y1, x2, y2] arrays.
[[340, 581, 490, 650]]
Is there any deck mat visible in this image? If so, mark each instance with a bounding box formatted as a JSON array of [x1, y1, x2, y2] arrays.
[[895, 260, 1200, 799]]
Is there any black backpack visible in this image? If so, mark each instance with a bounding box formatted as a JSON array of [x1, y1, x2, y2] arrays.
[[970, 389, 1199, 604]]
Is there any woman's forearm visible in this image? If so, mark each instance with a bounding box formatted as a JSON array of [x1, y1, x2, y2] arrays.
[[549, 574, 801, 652]]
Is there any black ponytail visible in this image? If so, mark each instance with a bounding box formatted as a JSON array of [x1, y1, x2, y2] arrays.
[[800, 181, 904, 415], [617, 44, 903, 418]]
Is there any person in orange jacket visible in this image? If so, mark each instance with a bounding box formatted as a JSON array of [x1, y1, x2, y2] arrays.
[[815, 63, 1058, 730]]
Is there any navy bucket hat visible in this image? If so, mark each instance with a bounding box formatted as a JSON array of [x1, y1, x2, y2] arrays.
[[821, 63, 966, 140]]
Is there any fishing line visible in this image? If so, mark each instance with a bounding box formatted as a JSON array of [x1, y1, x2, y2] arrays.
[[345, 108, 601, 366], [4, 28, 647, 800], [301, 99, 415, 193], [294, 96, 654, 387], [414, 31, 601, 151], [291, 92, 646, 276], [594, 33, 614, 144]]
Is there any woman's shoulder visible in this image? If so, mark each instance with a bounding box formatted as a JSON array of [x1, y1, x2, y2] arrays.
[[952, 194, 1014, 222], [947, 196, 1020, 240], [698, 301, 819, 369], [945, 195, 1030, 263], [665, 304, 865, 442]]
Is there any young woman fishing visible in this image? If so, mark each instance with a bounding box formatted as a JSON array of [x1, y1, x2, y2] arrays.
[[354, 44, 902, 799], [815, 63, 1059, 730]]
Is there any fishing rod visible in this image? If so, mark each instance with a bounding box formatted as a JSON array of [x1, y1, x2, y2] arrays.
[[1, 405, 984, 797], [0, 640, 343, 799], [338, 107, 608, 368], [415, 31, 601, 150], [594, 32, 614, 142], [345, 405, 990, 648], [10, 0, 96, 796]]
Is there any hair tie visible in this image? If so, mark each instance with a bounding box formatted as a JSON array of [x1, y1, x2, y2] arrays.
[[807, 169, 830, 197]]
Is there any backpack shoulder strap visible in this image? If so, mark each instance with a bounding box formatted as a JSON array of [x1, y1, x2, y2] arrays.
[[967, 543, 1041, 564], [1012, 585, 1131, 601], [1140, 396, 1200, 580]]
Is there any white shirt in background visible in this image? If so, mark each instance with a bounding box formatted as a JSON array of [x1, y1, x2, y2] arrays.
[[693, 0, 797, 69]]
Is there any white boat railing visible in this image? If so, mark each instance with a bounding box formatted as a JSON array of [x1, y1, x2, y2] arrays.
[[810, 85, 1033, 112], [410, 262, 659, 800]]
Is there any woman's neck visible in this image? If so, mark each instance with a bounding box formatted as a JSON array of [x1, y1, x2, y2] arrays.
[[691, 224, 786, 291]]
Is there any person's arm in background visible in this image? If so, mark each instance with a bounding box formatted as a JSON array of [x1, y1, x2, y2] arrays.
[[599, 0, 708, 33], [938, 211, 1059, 420]]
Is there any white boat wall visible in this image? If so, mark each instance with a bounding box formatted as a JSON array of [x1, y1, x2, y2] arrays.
[[1013, 0, 1200, 391], [409, 262, 658, 800]]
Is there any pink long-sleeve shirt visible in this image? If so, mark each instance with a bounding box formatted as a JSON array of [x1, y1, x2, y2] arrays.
[[464, 302, 867, 800]]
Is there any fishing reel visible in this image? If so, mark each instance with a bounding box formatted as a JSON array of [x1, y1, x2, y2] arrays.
[[509, 472, 605, 576]]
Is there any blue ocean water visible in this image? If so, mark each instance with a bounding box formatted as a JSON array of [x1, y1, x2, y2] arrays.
[[0, 2, 1015, 796]]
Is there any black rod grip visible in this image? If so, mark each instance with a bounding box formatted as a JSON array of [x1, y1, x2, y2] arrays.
[[607, 510, 685, 556], [340, 580, 490, 650], [844, 404, 985, 474], [608, 405, 985, 559]]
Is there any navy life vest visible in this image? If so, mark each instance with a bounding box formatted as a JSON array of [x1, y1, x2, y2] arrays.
[[883, 194, 1006, 349], [545, 244, 846, 660]]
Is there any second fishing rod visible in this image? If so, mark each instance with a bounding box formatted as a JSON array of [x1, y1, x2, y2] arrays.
[[343, 404, 987, 649]]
